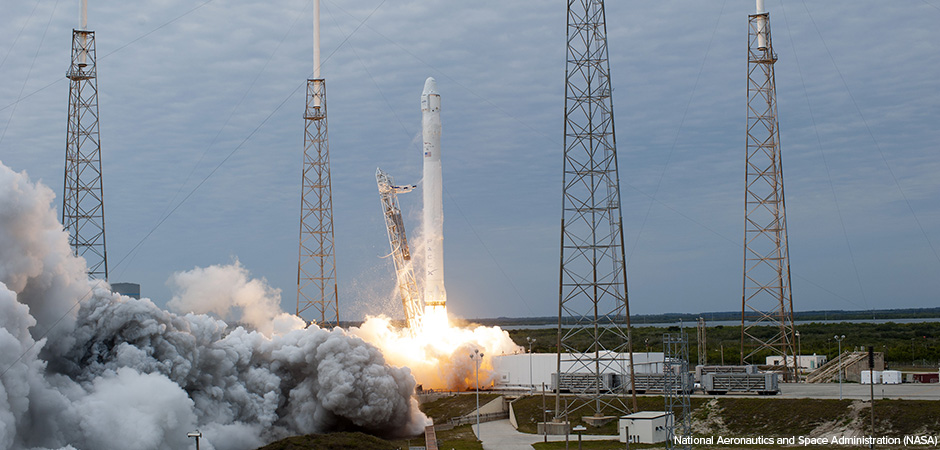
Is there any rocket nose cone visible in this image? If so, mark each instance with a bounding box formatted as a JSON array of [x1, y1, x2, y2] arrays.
[[423, 77, 439, 96]]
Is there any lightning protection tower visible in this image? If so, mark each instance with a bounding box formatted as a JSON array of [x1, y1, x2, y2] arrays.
[[63, 0, 108, 280], [741, 0, 796, 380], [297, 0, 339, 327], [556, 0, 637, 420]]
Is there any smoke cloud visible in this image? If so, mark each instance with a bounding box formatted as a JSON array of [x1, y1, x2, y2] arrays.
[[167, 260, 305, 336], [0, 162, 429, 450]]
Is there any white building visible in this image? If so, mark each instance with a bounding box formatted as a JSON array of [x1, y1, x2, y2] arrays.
[[491, 352, 665, 389], [765, 354, 827, 370], [619, 411, 671, 444]]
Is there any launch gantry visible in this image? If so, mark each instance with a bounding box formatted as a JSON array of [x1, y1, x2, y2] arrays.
[[376, 168, 423, 332]]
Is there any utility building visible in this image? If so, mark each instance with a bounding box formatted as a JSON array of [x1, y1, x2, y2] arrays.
[[491, 353, 664, 390], [619, 411, 671, 444]]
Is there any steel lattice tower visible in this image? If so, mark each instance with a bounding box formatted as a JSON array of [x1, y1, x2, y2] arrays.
[[296, 0, 338, 327], [696, 317, 707, 366], [63, 5, 107, 280], [556, 0, 637, 419], [663, 332, 691, 450], [740, 2, 796, 380]]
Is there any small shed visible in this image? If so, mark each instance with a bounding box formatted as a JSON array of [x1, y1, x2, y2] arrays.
[[619, 411, 672, 444]]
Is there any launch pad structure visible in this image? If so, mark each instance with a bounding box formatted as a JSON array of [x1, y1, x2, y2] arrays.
[[556, 0, 637, 419], [376, 169, 422, 331], [297, 0, 339, 327], [63, 0, 108, 280], [740, 0, 797, 380]]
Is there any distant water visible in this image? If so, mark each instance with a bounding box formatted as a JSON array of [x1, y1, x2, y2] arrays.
[[505, 317, 940, 330]]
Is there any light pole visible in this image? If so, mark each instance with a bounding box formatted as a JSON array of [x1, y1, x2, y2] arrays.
[[470, 349, 484, 438], [527, 337, 536, 388], [795, 330, 802, 382], [187, 431, 202, 450], [835, 335, 845, 400], [542, 382, 550, 443]]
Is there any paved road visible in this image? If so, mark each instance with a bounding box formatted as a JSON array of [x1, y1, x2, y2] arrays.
[[471, 419, 619, 450], [683, 383, 940, 400], [688, 382, 940, 400]]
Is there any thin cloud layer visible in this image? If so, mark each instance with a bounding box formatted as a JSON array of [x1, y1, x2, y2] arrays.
[[0, 1, 936, 318]]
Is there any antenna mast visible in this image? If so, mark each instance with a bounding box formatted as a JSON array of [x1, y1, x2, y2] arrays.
[[296, 0, 339, 326], [63, 0, 108, 280], [741, 0, 797, 381]]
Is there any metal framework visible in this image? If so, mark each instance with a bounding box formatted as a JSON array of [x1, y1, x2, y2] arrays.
[[63, 28, 108, 280], [696, 317, 707, 366], [376, 168, 423, 331], [296, 78, 339, 326], [741, 9, 796, 380], [556, 0, 637, 419], [663, 332, 691, 450]]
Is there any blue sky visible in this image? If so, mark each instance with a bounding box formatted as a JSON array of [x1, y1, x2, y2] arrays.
[[1, 0, 938, 321]]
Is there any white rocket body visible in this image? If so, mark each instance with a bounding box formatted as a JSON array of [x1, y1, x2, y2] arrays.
[[421, 77, 447, 319]]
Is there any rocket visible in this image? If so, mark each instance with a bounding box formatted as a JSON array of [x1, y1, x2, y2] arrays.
[[421, 77, 447, 319]]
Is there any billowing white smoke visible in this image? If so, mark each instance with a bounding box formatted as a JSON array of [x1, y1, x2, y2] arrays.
[[167, 260, 305, 336], [0, 162, 429, 450]]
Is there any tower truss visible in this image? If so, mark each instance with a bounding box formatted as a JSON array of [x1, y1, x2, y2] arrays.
[[63, 27, 108, 280], [663, 332, 692, 450], [376, 168, 422, 332], [296, 78, 339, 327], [556, 0, 637, 419], [741, 6, 796, 379], [696, 317, 707, 366]]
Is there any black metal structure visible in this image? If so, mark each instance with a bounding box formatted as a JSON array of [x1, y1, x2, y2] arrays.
[[556, 0, 637, 419], [63, 27, 108, 280], [297, 78, 339, 327]]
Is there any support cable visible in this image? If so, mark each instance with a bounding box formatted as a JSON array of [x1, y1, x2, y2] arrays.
[[800, 0, 940, 266], [778, 2, 870, 313], [2, 0, 385, 380], [326, 1, 534, 314], [0, 0, 43, 72], [115, 0, 311, 277], [629, 0, 728, 261], [0, 0, 62, 147], [0, 0, 217, 115]]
